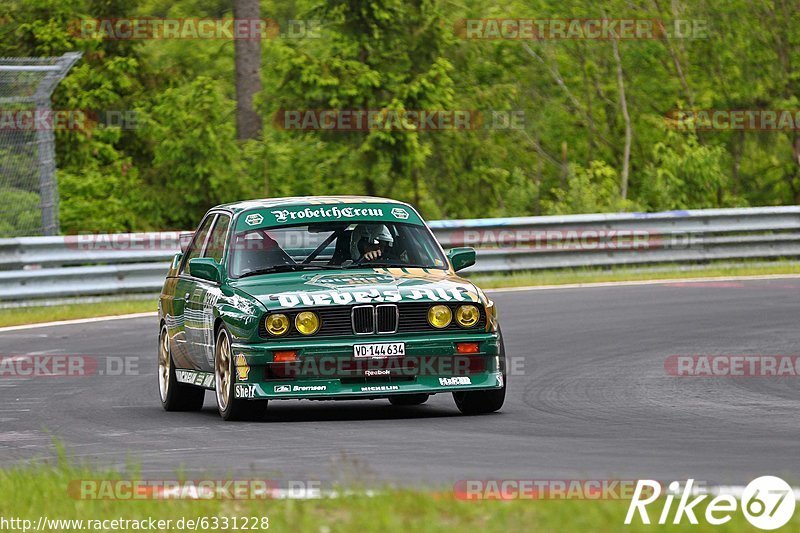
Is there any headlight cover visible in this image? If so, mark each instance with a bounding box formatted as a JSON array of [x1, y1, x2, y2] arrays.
[[456, 305, 480, 327], [295, 311, 320, 335], [265, 313, 290, 336], [428, 305, 453, 329]]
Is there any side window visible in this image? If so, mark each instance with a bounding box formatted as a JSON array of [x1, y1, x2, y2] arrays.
[[180, 215, 216, 274], [203, 214, 230, 264]]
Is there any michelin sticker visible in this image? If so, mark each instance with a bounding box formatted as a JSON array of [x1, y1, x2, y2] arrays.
[[245, 213, 263, 226]]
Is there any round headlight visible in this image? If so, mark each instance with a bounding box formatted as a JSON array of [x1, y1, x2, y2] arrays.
[[456, 305, 480, 327], [295, 311, 320, 335], [427, 305, 452, 329], [265, 314, 290, 336]]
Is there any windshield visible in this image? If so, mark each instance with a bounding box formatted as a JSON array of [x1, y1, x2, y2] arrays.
[[228, 221, 447, 278]]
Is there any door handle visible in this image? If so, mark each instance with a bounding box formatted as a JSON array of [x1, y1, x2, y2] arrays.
[[184, 292, 190, 301]]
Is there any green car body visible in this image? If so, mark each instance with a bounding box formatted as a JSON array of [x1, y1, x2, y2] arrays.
[[157, 196, 506, 420]]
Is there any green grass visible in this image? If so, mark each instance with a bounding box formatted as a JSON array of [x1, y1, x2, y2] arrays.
[[0, 461, 794, 532], [469, 261, 800, 289], [0, 299, 156, 327]]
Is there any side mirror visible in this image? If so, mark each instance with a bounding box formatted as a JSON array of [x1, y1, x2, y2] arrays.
[[171, 252, 183, 269], [179, 231, 194, 253], [447, 247, 476, 272], [189, 258, 223, 283]]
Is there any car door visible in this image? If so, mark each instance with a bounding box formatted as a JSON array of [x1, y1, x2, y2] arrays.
[[175, 213, 216, 370], [184, 212, 231, 371]]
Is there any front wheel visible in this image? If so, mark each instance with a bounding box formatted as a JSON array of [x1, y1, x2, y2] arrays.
[[215, 326, 267, 421], [159, 324, 205, 411], [452, 330, 507, 415]]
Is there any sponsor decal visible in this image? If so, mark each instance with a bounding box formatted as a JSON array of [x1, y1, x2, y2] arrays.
[[235, 354, 250, 381], [176, 370, 215, 388], [274, 384, 291, 393], [234, 383, 256, 399], [244, 213, 263, 226], [360, 385, 400, 392], [365, 369, 391, 377], [391, 207, 409, 220], [271, 206, 384, 224], [274, 286, 478, 309], [291, 385, 326, 392], [439, 376, 472, 386], [305, 273, 401, 289]]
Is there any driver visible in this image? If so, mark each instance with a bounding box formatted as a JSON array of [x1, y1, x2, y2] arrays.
[[350, 224, 393, 262]]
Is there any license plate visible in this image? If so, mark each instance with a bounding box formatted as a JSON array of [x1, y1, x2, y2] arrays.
[[353, 342, 405, 358]]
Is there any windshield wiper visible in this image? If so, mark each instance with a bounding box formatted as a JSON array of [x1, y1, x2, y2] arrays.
[[238, 263, 344, 278]]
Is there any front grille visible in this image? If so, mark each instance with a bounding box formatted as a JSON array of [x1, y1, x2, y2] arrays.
[[376, 304, 398, 334], [352, 305, 374, 334], [259, 302, 486, 338]]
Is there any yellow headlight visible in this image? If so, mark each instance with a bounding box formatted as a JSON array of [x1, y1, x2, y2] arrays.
[[265, 314, 290, 336], [427, 305, 452, 329], [295, 311, 320, 335], [456, 305, 480, 327]]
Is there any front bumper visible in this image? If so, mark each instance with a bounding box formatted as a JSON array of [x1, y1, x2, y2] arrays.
[[230, 332, 502, 400]]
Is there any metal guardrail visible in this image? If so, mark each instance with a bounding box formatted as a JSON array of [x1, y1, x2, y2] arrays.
[[2, 206, 800, 301]]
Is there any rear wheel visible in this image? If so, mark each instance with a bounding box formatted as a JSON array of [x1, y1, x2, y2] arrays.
[[388, 394, 429, 406], [159, 324, 205, 411], [215, 326, 267, 421], [453, 329, 507, 415]]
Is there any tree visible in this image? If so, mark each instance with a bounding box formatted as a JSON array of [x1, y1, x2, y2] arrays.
[[233, 0, 263, 140]]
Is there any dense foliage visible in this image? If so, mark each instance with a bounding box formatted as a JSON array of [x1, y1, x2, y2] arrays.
[[2, 0, 799, 232]]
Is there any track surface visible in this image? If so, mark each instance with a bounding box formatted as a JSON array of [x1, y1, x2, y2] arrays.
[[1, 278, 798, 487]]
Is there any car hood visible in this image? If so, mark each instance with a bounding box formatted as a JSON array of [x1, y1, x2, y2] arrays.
[[229, 268, 485, 312]]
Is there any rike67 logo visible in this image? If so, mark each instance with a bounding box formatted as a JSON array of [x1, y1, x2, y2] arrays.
[[625, 477, 796, 530]]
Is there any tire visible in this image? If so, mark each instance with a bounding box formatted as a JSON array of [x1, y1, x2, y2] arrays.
[[388, 393, 430, 406], [214, 326, 267, 421], [452, 329, 507, 415], [159, 324, 205, 411]]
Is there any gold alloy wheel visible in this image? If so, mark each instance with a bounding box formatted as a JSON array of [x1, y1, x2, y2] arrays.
[[215, 329, 232, 412], [158, 325, 170, 403]]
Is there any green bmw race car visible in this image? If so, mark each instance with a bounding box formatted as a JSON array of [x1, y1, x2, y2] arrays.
[[158, 196, 506, 421]]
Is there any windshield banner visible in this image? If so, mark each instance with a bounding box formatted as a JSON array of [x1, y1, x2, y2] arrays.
[[236, 203, 423, 231]]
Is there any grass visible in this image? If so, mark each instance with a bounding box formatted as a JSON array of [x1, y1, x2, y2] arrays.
[[2, 262, 799, 328], [468, 261, 800, 289], [0, 460, 794, 532], [0, 298, 156, 328]]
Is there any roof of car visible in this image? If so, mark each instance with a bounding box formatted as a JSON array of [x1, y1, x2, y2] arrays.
[[215, 196, 410, 213]]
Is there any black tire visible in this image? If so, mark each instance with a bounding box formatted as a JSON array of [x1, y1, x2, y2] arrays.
[[388, 393, 430, 406], [159, 324, 205, 412], [452, 329, 507, 415], [214, 326, 268, 422]]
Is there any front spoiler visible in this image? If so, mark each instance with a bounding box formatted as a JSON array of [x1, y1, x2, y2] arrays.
[[233, 371, 504, 401]]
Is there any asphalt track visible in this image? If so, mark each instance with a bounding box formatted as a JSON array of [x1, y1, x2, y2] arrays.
[[1, 278, 798, 488]]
